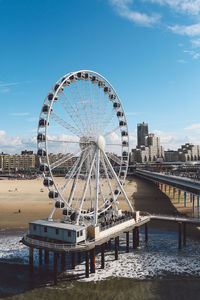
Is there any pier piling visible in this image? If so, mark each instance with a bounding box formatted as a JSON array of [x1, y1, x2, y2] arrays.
[[53, 252, 58, 285], [126, 231, 129, 253], [71, 252, 76, 269], [145, 223, 148, 244], [183, 223, 186, 247], [61, 252, 66, 271], [101, 243, 105, 269], [115, 237, 119, 260], [178, 222, 182, 250], [132, 228, 137, 249], [29, 247, 33, 267], [39, 249, 42, 266], [78, 252, 81, 264], [136, 227, 139, 247], [90, 248, 95, 273], [85, 251, 89, 278], [44, 250, 49, 264]]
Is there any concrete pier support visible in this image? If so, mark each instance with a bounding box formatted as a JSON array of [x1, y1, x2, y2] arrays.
[[178, 222, 182, 250], [61, 252, 66, 271], [85, 251, 89, 278], [132, 228, 137, 249], [126, 231, 129, 253], [39, 249, 42, 266], [115, 237, 119, 260], [78, 252, 81, 264], [136, 227, 139, 247], [90, 248, 95, 274], [29, 247, 33, 267], [71, 252, 76, 269], [108, 239, 112, 251], [44, 250, 49, 264], [145, 223, 148, 244], [53, 252, 58, 285], [183, 223, 186, 247], [101, 243, 105, 269]]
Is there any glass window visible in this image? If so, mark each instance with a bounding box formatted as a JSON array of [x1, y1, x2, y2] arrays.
[[77, 231, 79, 237], [68, 230, 71, 237], [44, 226, 47, 233], [33, 225, 36, 231], [56, 229, 59, 235], [80, 230, 83, 236]]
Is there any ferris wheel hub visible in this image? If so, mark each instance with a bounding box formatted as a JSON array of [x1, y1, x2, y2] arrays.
[[97, 135, 105, 151]]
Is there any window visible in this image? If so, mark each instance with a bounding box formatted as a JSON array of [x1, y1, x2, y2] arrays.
[[33, 225, 37, 231], [68, 230, 71, 237], [80, 230, 83, 236], [44, 226, 47, 233], [77, 231, 79, 237], [56, 229, 59, 235]]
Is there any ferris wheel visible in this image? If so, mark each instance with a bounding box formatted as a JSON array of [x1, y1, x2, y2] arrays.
[[37, 70, 133, 226]]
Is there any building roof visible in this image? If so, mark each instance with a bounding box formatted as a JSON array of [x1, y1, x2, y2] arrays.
[[29, 219, 85, 231]]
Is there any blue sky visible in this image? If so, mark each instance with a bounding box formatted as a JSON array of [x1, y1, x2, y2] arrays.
[[1, 0, 200, 153]]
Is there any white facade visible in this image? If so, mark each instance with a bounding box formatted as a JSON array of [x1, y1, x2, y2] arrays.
[[29, 220, 86, 244]]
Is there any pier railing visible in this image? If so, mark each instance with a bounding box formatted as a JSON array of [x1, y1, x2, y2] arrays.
[[100, 216, 133, 231], [23, 235, 88, 251]]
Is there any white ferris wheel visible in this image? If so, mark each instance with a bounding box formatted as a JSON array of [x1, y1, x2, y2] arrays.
[[37, 70, 133, 227]]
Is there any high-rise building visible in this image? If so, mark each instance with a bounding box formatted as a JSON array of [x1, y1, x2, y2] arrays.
[[137, 122, 148, 147], [132, 123, 164, 163]]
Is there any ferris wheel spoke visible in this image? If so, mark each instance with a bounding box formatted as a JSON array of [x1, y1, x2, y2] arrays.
[[69, 85, 90, 135], [106, 152, 122, 165], [58, 96, 85, 135], [50, 112, 82, 137], [60, 153, 83, 195], [95, 92, 107, 134], [98, 108, 115, 135], [61, 91, 88, 135], [102, 150, 134, 212], [50, 147, 86, 170], [106, 143, 122, 146], [76, 151, 96, 225], [75, 81, 92, 134], [104, 126, 120, 138], [47, 138, 79, 144], [101, 153, 116, 201], [68, 150, 91, 206]]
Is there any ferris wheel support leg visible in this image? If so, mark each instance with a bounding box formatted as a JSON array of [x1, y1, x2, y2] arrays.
[[94, 149, 100, 226], [102, 150, 134, 213], [68, 152, 87, 207], [76, 153, 96, 225], [48, 206, 56, 221], [101, 154, 118, 212]]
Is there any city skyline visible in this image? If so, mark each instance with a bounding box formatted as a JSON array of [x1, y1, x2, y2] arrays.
[[1, 0, 200, 153]]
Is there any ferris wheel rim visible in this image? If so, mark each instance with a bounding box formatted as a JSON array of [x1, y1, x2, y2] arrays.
[[37, 70, 131, 221]]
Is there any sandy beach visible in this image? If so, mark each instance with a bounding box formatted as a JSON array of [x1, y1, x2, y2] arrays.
[[0, 176, 199, 239], [0, 177, 135, 230]]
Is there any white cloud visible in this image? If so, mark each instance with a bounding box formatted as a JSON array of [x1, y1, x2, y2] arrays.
[[0, 81, 30, 93], [0, 88, 10, 93], [191, 38, 200, 47], [177, 59, 187, 63], [169, 23, 200, 37], [145, 0, 200, 15], [183, 49, 200, 59], [109, 0, 161, 26], [152, 129, 197, 150], [0, 130, 37, 153], [11, 112, 30, 116], [184, 123, 200, 130]]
